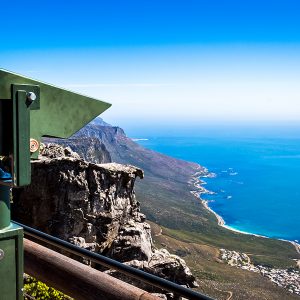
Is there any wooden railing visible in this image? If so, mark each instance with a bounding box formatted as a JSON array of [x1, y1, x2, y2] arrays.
[[17, 221, 214, 300], [24, 239, 159, 300]]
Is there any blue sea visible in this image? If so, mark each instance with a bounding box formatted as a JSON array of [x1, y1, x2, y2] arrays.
[[136, 129, 300, 242]]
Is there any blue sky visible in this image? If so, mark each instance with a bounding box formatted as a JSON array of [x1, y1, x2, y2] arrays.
[[2, 0, 300, 134]]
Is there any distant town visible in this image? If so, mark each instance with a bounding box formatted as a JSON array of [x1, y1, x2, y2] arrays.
[[220, 248, 300, 296]]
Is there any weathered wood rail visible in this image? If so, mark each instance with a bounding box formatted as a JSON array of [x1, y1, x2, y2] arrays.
[[24, 238, 159, 300], [18, 221, 214, 300]]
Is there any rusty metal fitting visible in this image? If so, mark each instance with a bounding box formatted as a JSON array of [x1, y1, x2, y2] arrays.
[[30, 139, 40, 153]]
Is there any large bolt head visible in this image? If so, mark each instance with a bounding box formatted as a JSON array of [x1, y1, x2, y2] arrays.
[[27, 92, 37, 102]]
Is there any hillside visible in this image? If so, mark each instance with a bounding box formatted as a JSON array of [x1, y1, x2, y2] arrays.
[[44, 119, 300, 299], [13, 144, 198, 297]]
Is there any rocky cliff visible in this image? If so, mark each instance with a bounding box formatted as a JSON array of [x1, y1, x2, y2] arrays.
[[12, 144, 198, 292], [45, 118, 202, 183], [44, 120, 213, 231], [41, 119, 300, 300]]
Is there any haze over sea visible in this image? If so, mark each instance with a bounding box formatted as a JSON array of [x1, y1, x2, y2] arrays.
[[136, 124, 300, 242]]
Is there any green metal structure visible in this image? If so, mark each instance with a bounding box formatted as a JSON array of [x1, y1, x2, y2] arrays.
[[0, 69, 111, 299]]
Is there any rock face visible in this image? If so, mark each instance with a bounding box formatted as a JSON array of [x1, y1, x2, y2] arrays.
[[44, 122, 209, 233], [46, 122, 201, 184], [45, 137, 112, 164], [12, 144, 197, 290]]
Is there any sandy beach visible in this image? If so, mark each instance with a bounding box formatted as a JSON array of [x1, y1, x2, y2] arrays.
[[189, 167, 300, 255]]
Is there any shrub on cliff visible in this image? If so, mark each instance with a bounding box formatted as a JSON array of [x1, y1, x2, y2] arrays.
[[24, 275, 72, 300]]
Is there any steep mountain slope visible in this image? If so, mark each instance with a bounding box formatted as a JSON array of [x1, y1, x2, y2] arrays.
[[13, 144, 198, 295], [44, 120, 300, 299]]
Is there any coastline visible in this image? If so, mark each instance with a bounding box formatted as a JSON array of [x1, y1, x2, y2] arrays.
[[189, 166, 300, 255]]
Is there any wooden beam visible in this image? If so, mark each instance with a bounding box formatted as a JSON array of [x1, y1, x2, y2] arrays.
[[24, 238, 160, 300]]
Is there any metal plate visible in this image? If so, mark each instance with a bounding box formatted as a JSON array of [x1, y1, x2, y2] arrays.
[[0, 69, 111, 147]]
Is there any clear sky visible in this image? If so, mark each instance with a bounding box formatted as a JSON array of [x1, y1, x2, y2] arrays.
[[2, 0, 300, 134]]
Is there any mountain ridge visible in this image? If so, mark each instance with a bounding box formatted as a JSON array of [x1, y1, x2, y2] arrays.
[[44, 120, 300, 299]]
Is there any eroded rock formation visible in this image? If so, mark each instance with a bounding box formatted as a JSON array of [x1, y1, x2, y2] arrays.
[[12, 144, 197, 291]]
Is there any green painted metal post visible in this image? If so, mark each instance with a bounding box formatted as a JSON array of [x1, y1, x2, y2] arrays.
[[0, 181, 24, 300], [0, 184, 11, 229], [0, 222, 24, 300]]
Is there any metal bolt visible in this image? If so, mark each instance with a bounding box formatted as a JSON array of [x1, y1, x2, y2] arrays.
[[0, 249, 4, 260], [30, 138, 40, 153], [27, 92, 37, 102]]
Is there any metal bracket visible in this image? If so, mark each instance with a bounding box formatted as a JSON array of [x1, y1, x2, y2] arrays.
[[11, 84, 40, 186]]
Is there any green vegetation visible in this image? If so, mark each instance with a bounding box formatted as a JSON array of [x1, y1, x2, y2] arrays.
[[136, 175, 298, 269], [162, 227, 297, 269], [57, 124, 300, 299], [24, 276, 72, 300], [149, 221, 300, 300]]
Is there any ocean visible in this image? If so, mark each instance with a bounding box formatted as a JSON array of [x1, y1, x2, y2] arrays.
[[136, 131, 300, 242]]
